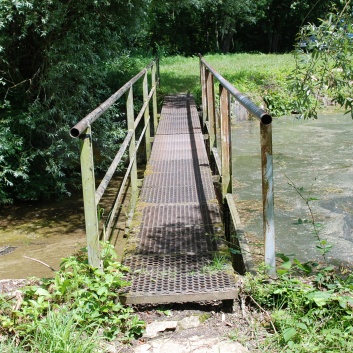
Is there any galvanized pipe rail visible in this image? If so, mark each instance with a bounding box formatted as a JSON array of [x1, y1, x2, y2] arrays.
[[199, 54, 275, 274], [70, 58, 159, 270]]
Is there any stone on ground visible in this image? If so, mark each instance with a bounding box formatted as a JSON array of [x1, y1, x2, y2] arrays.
[[135, 335, 249, 353], [143, 321, 178, 339]]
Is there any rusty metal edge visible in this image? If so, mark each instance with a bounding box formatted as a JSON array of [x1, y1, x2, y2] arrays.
[[119, 288, 238, 305]]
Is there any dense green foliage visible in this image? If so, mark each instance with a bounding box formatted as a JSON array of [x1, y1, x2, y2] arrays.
[[0, 0, 150, 204], [243, 261, 353, 352], [149, 0, 345, 54], [149, 0, 269, 54], [0, 243, 145, 350], [290, 5, 353, 119]]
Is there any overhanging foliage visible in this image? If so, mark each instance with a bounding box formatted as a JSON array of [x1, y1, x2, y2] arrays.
[[0, 0, 149, 203]]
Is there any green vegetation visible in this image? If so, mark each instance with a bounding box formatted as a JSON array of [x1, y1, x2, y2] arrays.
[[160, 53, 296, 116], [149, 0, 344, 54], [290, 6, 353, 119], [239, 261, 353, 352], [0, 0, 151, 204], [0, 243, 145, 350]]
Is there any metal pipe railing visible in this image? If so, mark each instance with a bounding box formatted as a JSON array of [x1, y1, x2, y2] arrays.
[[200, 56, 272, 125], [70, 60, 156, 138], [70, 58, 159, 270], [199, 54, 275, 275]]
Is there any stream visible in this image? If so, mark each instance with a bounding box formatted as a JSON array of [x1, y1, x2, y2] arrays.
[[1, 112, 352, 280], [232, 111, 353, 265]]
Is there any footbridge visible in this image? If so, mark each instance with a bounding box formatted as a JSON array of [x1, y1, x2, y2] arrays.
[[70, 55, 275, 305]]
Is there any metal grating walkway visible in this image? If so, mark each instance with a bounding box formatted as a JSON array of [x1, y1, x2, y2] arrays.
[[120, 94, 237, 304]]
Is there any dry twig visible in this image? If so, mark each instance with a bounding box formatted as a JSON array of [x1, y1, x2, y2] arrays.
[[248, 295, 277, 334], [23, 256, 57, 272], [12, 291, 23, 311]]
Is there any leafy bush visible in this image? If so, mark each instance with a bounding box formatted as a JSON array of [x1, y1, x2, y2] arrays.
[[290, 9, 353, 119], [0, 0, 149, 204], [0, 242, 145, 345], [243, 260, 353, 352]]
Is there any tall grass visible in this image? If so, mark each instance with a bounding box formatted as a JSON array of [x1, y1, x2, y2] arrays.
[[28, 308, 101, 353], [0, 307, 102, 353]]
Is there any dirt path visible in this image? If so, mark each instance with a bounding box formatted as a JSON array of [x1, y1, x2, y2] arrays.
[[109, 300, 268, 353]]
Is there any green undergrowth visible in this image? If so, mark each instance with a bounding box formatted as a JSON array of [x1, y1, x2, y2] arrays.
[[239, 259, 353, 352], [0, 242, 145, 352], [159, 53, 296, 117]]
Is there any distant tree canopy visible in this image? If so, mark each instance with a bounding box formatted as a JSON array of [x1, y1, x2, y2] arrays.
[[148, 0, 345, 54], [148, 0, 270, 54]]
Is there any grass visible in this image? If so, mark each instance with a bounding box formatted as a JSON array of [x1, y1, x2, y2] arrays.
[[28, 308, 101, 353], [0, 308, 101, 353], [159, 53, 296, 116], [159, 55, 200, 95]]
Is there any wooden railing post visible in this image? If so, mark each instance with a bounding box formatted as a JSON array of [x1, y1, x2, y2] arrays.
[[260, 123, 275, 275], [200, 60, 207, 129], [206, 69, 216, 150], [80, 126, 101, 270], [152, 63, 158, 136], [220, 85, 232, 199], [143, 72, 151, 160], [127, 87, 138, 216]]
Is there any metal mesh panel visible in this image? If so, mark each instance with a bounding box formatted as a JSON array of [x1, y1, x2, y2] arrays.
[[122, 254, 237, 303], [121, 94, 237, 304], [140, 203, 221, 228]]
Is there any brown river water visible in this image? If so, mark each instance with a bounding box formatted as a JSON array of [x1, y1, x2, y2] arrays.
[[0, 179, 128, 279]]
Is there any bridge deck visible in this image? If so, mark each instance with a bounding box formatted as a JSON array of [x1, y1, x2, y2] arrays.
[[120, 94, 237, 304]]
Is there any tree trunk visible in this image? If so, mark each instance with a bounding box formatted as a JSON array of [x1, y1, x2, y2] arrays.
[[222, 32, 233, 53]]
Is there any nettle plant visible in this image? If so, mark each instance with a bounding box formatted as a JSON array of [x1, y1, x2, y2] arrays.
[[0, 242, 145, 343]]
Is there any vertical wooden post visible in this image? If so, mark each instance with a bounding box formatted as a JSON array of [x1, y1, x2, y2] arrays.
[[127, 87, 138, 216], [260, 122, 276, 275], [80, 126, 101, 270], [143, 72, 151, 160], [152, 63, 158, 136], [206, 70, 216, 150], [200, 60, 207, 129], [220, 86, 232, 198]]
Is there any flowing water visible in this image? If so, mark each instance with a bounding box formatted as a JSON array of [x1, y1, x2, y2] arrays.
[[232, 112, 353, 265], [1, 113, 352, 279], [0, 179, 129, 280]]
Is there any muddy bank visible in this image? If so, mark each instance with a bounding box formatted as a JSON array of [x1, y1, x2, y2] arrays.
[[0, 195, 87, 279], [0, 177, 130, 279]]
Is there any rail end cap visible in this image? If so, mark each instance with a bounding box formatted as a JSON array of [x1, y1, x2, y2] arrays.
[[70, 127, 80, 138], [261, 113, 272, 125]]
